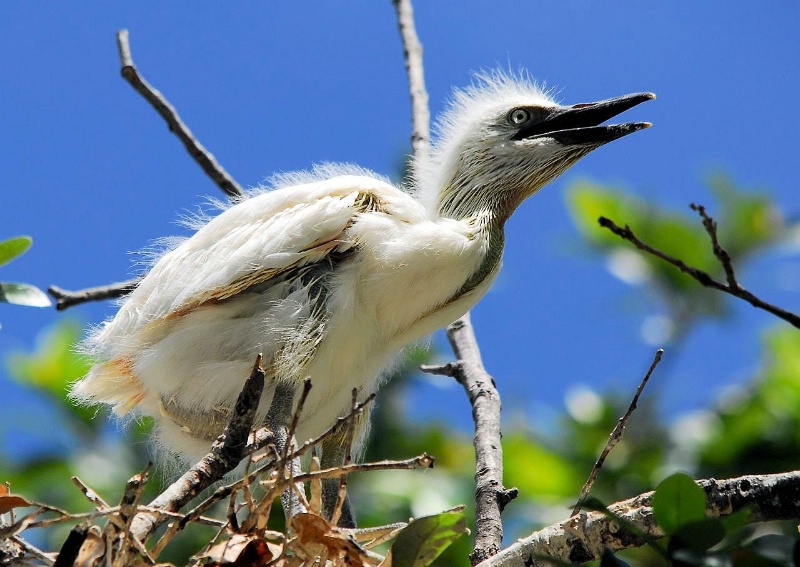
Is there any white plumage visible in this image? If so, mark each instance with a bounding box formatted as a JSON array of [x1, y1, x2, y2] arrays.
[[73, 72, 653, 463]]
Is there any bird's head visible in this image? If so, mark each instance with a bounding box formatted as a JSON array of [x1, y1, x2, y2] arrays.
[[414, 71, 654, 223]]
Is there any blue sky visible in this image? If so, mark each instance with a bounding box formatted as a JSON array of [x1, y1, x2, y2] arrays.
[[3, 3, 800, 444]]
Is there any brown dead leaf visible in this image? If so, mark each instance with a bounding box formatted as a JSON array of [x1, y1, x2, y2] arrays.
[[202, 534, 282, 567], [291, 513, 370, 566], [74, 526, 105, 567], [0, 492, 32, 514]]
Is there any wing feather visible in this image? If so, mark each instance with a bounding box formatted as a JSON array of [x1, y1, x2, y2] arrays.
[[87, 175, 403, 360]]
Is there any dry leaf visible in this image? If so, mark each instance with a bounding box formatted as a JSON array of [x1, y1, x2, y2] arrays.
[[0, 492, 32, 514], [202, 534, 281, 566], [291, 513, 369, 566], [74, 526, 105, 567]]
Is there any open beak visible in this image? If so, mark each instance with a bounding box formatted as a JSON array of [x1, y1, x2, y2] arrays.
[[512, 92, 655, 145]]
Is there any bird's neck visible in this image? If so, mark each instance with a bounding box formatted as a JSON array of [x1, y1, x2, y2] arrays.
[[434, 175, 518, 297], [456, 216, 506, 298], [436, 164, 521, 225]]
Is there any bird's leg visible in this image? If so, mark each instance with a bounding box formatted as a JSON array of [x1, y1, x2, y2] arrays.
[[263, 380, 306, 520], [321, 435, 356, 528]]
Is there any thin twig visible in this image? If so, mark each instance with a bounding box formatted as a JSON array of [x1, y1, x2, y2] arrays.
[[691, 203, 738, 288], [114, 466, 151, 566], [598, 215, 800, 328], [280, 379, 313, 467], [279, 379, 313, 524], [292, 453, 435, 484], [48, 279, 140, 311], [392, 0, 430, 162], [571, 349, 664, 516], [116, 30, 243, 199], [24, 505, 222, 531], [71, 477, 110, 509], [118, 466, 150, 526], [331, 389, 359, 526], [293, 394, 377, 461]]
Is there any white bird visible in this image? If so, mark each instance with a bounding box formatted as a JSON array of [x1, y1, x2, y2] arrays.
[[73, 72, 652, 520]]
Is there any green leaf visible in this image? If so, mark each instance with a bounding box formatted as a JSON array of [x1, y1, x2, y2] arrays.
[[0, 282, 52, 307], [0, 236, 32, 267], [669, 518, 725, 554], [503, 433, 581, 497], [652, 473, 707, 535], [386, 506, 468, 567], [708, 173, 781, 257], [567, 182, 644, 247], [7, 320, 95, 425]]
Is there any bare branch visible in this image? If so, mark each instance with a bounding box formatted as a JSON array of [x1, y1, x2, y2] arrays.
[[116, 30, 243, 199], [598, 215, 800, 328], [50, 31, 246, 311], [48, 279, 140, 311], [392, 1, 511, 561], [436, 312, 518, 565], [114, 466, 152, 566], [129, 354, 266, 542], [571, 349, 663, 516], [392, 0, 430, 162], [71, 477, 110, 509], [478, 470, 800, 567]]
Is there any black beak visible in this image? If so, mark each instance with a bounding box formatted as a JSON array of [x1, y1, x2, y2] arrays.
[[512, 92, 655, 145]]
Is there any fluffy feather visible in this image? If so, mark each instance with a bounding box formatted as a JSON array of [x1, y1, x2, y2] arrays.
[[73, 72, 651, 464]]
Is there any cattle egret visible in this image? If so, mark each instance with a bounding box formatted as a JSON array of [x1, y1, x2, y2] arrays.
[[73, 71, 652, 495]]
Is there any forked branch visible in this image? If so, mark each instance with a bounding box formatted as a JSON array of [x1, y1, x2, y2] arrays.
[[422, 313, 517, 565], [598, 210, 800, 328], [393, 1, 513, 562], [48, 30, 245, 311]]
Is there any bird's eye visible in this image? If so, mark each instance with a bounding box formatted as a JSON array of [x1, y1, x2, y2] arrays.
[[508, 108, 531, 126]]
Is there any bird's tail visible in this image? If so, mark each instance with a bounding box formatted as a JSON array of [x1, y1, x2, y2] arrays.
[[70, 357, 146, 416]]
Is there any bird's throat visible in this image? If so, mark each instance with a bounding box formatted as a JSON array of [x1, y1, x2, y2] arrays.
[[456, 220, 505, 298]]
